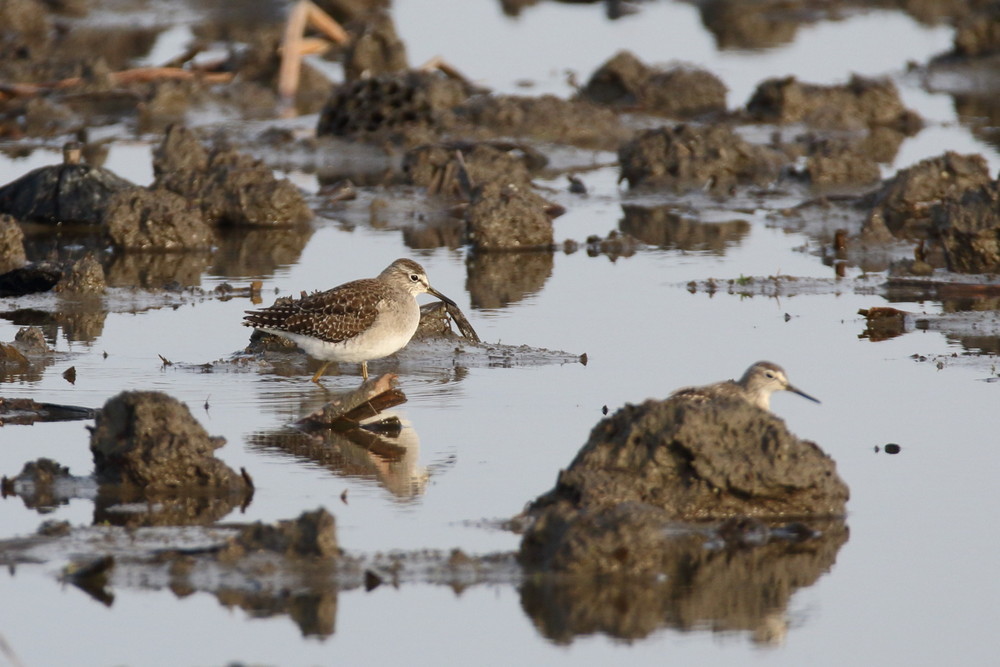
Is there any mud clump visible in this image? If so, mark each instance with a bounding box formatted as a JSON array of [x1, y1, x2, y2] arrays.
[[952, 6, 1000, 58], [317, 71, 627, 150], [0, 149, 135, 225], [579, 50, 727, 119], [0, 261, 62, 296], [53, 253, 105, 294], [861, 151, 993, 241], [452, 94, 629, 151], [89, 391, 248, 495], [0, 214, 27, 273], [0, 254, 105, 296], [0, 458, 72, 511], [8, 326, 49, 355], [317, 70, 471, 144], [465, 180, 556, 250], [933, 179, 1000, 273], [402, 142, 545, 194], [803, 137, 882, 187], [619, 124, 783, 192], [697, 1, 804, 50], [521, 395, 847, 574], [531, 397, 847, 520], [0, 326, 51, 371], [104, 187, 213, 250], [153, 124, 312, 226], [746, 74, 922, 132], [342, 9, 408, 81], [223, 508, 340, 560]]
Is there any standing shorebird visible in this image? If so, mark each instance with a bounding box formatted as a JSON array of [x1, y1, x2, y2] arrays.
[[243, 258, 456, 383], [671, 361, 820, 411]]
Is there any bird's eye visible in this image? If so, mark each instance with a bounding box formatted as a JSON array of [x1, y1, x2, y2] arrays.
[[409, 273, 420, 282], [765, 371, 775, 378]]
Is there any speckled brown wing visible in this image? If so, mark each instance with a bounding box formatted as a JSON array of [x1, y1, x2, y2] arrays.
[[243, 278, 389, 343], [669, 380, 740, 404]]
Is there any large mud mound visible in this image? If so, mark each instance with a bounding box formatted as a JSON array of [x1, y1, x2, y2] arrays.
[[619, 124, 783, 192], [520, 395, 848, 574], [578, 50, 728, 119], [89, 390, 247, 494], [530, 396, 847, 519]]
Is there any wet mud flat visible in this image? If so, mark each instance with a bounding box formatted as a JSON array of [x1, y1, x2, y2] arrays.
[[1, 0, 1000, 656]]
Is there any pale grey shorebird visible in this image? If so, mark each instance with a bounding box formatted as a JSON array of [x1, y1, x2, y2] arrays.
[[670, 361, 820, 412], [243, 258, 456, 383]]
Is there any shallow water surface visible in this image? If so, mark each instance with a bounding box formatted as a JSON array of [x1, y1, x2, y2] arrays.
[[2, 1, 1000, 665]]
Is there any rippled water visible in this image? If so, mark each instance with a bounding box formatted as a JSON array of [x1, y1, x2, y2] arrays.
[[2, 1, 999, 665]]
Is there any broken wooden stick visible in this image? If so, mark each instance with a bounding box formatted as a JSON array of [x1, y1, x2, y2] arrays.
[[0, 67, 233, 99], [296, 373, 406, 429], [278, 0, 350, 110]]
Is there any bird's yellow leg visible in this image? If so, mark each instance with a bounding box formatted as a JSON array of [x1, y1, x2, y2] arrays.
[[311, 361, 331, 384]]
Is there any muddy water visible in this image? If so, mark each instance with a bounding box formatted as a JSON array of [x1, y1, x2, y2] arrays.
[[2, 2, 1000, 666]]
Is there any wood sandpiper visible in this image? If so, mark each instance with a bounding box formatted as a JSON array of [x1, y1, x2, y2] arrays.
[[243, 258, 457, 383], [671, 361, 820, 411]]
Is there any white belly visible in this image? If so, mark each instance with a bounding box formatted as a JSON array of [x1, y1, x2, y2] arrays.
[[261, 297, 421, 364]]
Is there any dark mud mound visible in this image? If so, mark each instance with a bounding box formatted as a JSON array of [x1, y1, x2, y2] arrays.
[[52, 252, 105, 293], [619, 124, 783, 192], [801, 136, 883, 187], [465, 180, 556, 250], [317, 69, 627, 150], [933, 179, 1000, 273], [746, 74, 921, 132], [529, 396, 847, 521], [89, 391, 249, 495], [0, 253, 105, 296], [104, 186, 213, 251], [519, 395, 847, 575], [579, 50, 727, 119], [861, 151, 993, 241], [0, 151, 134, 225], [317, 70, 472, 144], [697, 0, 811, 50], [0, 326, 52, 381], [1, 326, 48, 354], [153, 124, 312, 226], [0, 263, 59, 297], [854, 151, 1000, 275]]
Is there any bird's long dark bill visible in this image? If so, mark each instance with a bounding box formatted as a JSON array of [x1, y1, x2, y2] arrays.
[[428, 287, 457, 307], [789, 385, 821, 404]]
